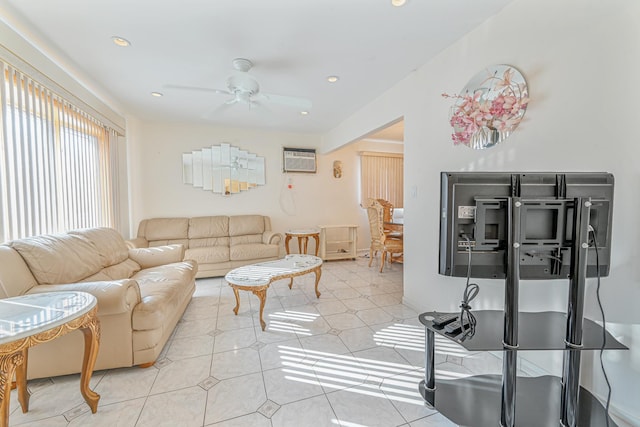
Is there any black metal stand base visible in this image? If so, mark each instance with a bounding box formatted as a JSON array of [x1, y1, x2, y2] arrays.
[[418, 374, 617, 427]]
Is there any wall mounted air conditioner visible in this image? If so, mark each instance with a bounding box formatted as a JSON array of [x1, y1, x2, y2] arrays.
[[283, 147, 317, 173]]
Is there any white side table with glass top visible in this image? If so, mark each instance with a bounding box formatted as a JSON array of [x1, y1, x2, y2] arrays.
[[284, 228, 321, 256], [0, 291, 101, 427]]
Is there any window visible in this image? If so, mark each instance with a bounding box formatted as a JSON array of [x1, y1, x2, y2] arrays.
[[359, 151, 403, 208], [0, 61, 121, 242]]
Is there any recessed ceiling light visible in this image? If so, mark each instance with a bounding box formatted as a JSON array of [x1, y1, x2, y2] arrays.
[[111, 36, 131, 47], [391, 0, 407, 6], [326, 76, 339, 83], [151, 92, 163, 97], [300, 111, 309, 116]]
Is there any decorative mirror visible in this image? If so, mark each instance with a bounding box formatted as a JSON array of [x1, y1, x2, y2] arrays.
[[443, 65, 529, 149], [182, 143, 265, 195]]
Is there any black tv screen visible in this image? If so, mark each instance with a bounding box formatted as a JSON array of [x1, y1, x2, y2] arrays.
[[439, 172, 614, 279]]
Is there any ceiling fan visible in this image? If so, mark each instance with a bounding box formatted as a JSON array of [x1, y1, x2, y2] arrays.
[[165, 58, 312, 111]]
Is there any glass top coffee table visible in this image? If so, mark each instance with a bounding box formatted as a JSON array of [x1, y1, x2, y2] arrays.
[[225, 254, 323, 330], [0, 291, 101, 427]]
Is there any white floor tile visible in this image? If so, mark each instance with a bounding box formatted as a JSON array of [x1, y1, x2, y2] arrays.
[[338, 326, 378, 353], [150, 354, 212, 394], [326, 386, 407, 427], [299, 333, 351, 355], [137, 387, 207, 427], [270, 394, 337, 427], [206, 412, 272, 427], [211, 347, 261, 380], [323, 312, 367, 330], [68, 398, 145, 427], [91, 367, 158, 406], [356, 307, 395, 325], [166, 334, 215, 360], [204, 372, 267, 425], [263, 366, 325, 405], [212, 327, 257, 354]]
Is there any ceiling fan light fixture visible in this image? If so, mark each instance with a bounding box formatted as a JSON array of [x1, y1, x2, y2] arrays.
[[326, 75, 339, 83], [111, 36, 131, 47], [151, 92, 163, 97], [391, 0, 407, 6], [300, 111, 309, 116]]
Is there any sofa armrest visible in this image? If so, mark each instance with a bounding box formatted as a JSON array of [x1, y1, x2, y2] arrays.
[[26, 279, 141, 316], [128, 244, 185, 268], [126, 237, 149, 249], [263, 231, 282, 245]]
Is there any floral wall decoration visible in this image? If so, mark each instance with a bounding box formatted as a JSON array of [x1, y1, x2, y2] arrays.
[[443, 65, 529, 149]]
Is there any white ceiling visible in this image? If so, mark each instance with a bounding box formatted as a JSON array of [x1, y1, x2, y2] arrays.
[[1, 0, 513, 134]]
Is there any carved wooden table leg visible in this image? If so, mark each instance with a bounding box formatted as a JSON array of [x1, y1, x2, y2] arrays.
[[298, 236, 309, 254], [232, 287, 241, 315], [313, 266, 322, 298], [284, 234, 293, 254], [251, 288, 268, 331], [79, 313, 101, 413], [15, 349, 28, 412], [312, 234, 320, 256], [0, 351, 24, 427]]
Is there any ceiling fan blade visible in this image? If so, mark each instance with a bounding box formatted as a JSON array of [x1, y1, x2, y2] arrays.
[[164, 84, 230, 95], [258, 93, 312, 110]]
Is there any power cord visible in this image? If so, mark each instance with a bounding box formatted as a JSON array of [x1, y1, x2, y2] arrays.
[[459, 236, 479, 341], [589, 226, 612, 427]]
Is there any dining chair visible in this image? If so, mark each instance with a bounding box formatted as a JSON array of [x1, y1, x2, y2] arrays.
[[366, 199, 403, 272], [377, 198, 403, 239]]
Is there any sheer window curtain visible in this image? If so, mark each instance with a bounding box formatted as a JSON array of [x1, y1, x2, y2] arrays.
[[359, 151, 403, 208], [0, 61, 121, 242]]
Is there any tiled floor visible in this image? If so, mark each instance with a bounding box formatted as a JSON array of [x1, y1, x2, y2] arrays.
[[8, 257, 502, 427]]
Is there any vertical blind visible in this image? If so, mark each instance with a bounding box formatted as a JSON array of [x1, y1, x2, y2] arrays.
[[360, 151, 403, 208], [0, 61, 120, 242]]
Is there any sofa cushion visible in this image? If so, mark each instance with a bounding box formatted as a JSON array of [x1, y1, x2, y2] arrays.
[[9, 234, 101, 285], [149, 239, 189, 248], [185, 246, 230, 264], [230, 243, 279, 261], [102, 259, 142, 280], [142, 218, 189, 241], [129, 245, 185, 269], [228, 215, 264, 237], [79, 271, 112, 282], [230, 234, 263, 246], [70, 228, 128, 267], [131, 261, 197, 330], [189, 216, 229, 239], [189, 237, 230, 248]]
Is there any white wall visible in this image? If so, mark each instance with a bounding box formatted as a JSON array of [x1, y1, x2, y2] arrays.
[[324, 0, 640, 423], [125, 118, 402, 250]]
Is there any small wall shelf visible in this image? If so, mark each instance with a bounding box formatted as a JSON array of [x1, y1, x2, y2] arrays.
[[318, 225, 357, 261]]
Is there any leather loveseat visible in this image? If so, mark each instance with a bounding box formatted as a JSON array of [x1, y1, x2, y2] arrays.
[[128, 215, 282, 278], [0, 227, 197, 379]]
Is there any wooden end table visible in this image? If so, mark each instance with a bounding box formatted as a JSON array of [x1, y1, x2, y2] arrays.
[[0, 291, 101, 427], [225, 255, 323, 330], [284, 228, 320, 256]]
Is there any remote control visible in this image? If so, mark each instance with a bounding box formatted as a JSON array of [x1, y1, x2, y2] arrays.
[[432, 313, 458, 327], [444, 317, 470, 334]]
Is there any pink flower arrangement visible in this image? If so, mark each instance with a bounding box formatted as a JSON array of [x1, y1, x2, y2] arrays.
[[443, 68, 529, 147]]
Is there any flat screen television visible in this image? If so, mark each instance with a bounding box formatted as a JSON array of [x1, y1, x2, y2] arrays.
[[439, 172, 614, 280]]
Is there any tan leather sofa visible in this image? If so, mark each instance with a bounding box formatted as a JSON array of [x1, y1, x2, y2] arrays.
[[128, 215, 282, 278], [0, 227, 197, 379]]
